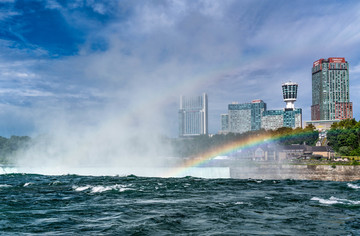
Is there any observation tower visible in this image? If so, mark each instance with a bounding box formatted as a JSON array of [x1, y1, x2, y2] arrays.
[[282, 82, 298, 110]]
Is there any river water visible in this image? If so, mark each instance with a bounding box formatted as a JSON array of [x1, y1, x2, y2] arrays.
[[1, 171, 360, 235]]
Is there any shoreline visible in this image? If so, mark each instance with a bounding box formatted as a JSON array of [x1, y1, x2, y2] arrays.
[[2, 163, 360, 181], [230, 164, 360, 181]]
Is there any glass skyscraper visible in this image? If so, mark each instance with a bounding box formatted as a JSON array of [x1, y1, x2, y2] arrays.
[[228, 100, 266, 134], [311, 57, 352, 120], [179, 93, 208, 137]]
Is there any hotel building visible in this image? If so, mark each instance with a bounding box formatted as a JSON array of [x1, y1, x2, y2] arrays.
[[223, 82, 302, 134], [311, 57, 352, 120], [228, 100, 266, 134], [220, 114, 229, 133], [179, 93, 208, 137]]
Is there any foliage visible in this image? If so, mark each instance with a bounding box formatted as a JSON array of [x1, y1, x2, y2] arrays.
[[338, 146, 352, 156], [268, 124, 318, 146], [351, 160, 360, 165], [327, 119, 360, 156]]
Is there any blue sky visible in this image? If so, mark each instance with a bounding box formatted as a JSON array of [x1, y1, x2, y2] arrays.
[[1, 0, 360, 137]]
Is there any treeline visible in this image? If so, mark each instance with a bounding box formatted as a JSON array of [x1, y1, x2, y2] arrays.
[[327, 119, 360, 156], [171, 125, 318, 157], [0, 136, 31, 164], [267, 125, 318, 146]]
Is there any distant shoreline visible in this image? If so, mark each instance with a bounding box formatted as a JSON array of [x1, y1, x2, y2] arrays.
[[230, 164, 360, 181], [1, 162, 360, 181]]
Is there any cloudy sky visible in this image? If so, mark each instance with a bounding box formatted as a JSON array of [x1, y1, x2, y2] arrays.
[[0, 0, 360, 137]]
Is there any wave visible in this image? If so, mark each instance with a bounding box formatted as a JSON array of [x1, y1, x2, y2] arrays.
[[235, 201, 244, 205], [0, 184, 11, 188], [347, 183, 360, 189], [72, 184, 133, 193], [311, 196, 360, 205]]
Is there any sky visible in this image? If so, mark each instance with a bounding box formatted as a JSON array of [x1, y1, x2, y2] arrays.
[[1, 0, 360, 137]]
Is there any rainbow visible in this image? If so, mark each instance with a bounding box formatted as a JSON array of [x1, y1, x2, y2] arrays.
[[163, 131, 316, 177]]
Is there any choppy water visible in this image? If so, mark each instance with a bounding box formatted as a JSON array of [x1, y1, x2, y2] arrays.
[[1, 173, 360, 235]]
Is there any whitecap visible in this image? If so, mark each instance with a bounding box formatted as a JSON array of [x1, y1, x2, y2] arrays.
[[311, 197, 339, 205], [73, 184, 133, 193], [73, 185, 91, 191], [0, 184, 11, 188], [118, 187, 132, 192], [311, 196, 360, 205], [235, 201, 244, 205], [23, 182, 32, 187], [347, 183, 360, 189], [91, 186, 113, 193], [112, 185, 133, 193]]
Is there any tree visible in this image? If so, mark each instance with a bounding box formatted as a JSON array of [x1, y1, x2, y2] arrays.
[[339, 146, 352, 156], [327, 119, 360, 156]]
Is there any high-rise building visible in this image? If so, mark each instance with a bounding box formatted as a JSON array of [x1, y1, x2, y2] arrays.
[[220, 114, 229, 133], [228, 100, 266, 134], [179, 93, 208, 137], [311, 57, 352, 120], [261, 82, 302, 130], [262, 109, 302, 130], [261, 110, 284, 130]]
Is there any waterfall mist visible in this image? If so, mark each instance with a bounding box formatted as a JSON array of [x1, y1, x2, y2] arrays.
[[13, 100, 179, 176]]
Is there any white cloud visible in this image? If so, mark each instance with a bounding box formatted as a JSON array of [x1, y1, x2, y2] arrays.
[[44, 1, 360, 133], [1, 71, 36, 78], [198, 0, 233, 18], [88, 1, 106, 15], [0, 88, 53, 97], [2, 0, 360, 136], [45, 0, 62, 10]]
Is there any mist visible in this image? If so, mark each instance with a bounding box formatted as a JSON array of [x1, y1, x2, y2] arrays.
[[2, 1, 360, 177], [12, 98, 179, 176], [5, 1, 242, 176]]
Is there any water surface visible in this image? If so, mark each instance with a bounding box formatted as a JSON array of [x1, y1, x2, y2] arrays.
[[1, 174, 359, 235]]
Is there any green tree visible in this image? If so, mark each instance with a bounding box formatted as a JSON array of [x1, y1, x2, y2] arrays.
[[339, 146, 352, 156]]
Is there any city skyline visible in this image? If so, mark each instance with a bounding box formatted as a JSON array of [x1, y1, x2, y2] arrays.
[[0, 1, 360, 137], [221, 82, 302, 134]]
